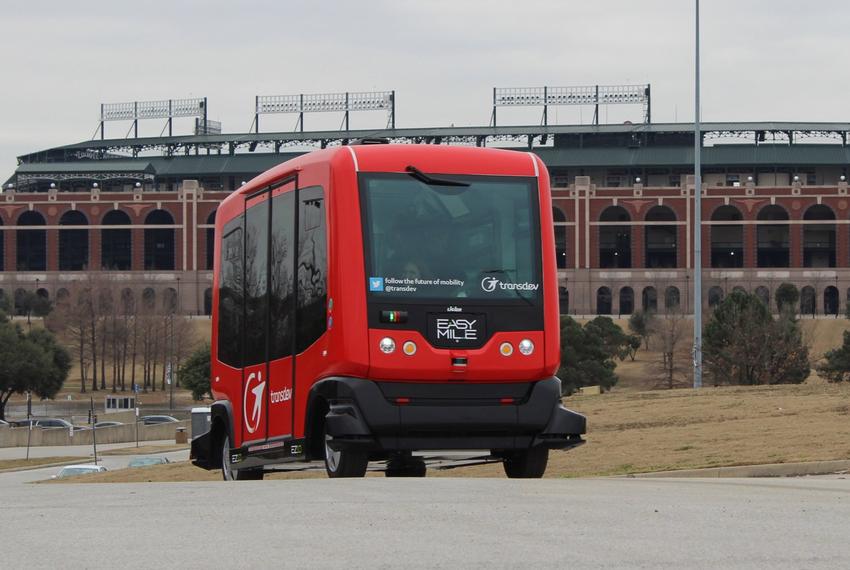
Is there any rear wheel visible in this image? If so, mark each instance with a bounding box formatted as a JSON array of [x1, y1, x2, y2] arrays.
[[324, 431, 369, 478], [221, 434, 264, 481], [503, 447, 549, 479]]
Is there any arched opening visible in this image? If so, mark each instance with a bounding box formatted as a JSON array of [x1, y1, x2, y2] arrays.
[[204, 287, 213, 316], [596, 287, 612, 315], [645, 206, 677, 268], [824, 286, 839, 316], [36, 288, 49, 301], [708, 286, 724, 308], [803, 205, 836, 268], [665, 286, 680, 311], [142, 288, 156, 312], [553, 207, 568, 269], [58, 210, 89, 271], [102, 210, 132, 270], [755, 286, 770, 307], [800, 286, 816, 316], [13, 288, 26, 316], [710, 205, 743, 268], [163, 287, 178, 314], [619, 286, 634, 315], [144, 210, 175, 270], [206, 209, 216, 271], [642, 286, 658, 312], [733, 286, 747, 295], [17, 211, 46, 271], [757, 205, 790, 267], [599, 206, 631, 268], [121, 288, 135, 314]]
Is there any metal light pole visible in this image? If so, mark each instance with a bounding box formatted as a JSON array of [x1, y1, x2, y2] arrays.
[[693, 0, 703, 388]]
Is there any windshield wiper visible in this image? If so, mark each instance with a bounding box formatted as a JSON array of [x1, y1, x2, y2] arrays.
[[406, 165, 470, 188]]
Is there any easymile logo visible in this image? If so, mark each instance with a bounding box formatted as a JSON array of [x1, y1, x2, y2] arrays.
[[436, 318, 478, 341], [480, 277, 540, 293]]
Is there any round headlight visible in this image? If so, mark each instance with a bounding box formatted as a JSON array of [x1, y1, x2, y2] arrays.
[[379, 337, 396, 354], [518, 339, 534, 356], [499, 342, 514, 357], [402, 341, 417, 356]]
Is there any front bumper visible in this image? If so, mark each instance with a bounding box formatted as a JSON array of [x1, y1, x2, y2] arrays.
[[321, 376, 586, 452]]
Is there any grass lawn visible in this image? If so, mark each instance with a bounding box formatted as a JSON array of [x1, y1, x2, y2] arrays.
[[47, 382, 850, 482], [0, 457, 80, 471]]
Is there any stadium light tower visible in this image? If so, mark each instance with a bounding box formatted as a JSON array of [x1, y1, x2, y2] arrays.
[[693, 0, 703, 389]]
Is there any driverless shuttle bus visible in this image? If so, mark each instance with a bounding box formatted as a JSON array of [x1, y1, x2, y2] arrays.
[[191, 142, 585, 479]]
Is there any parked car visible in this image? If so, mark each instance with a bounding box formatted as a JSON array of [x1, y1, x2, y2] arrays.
[[52, 464, 108, 479], [141, 415, 179, 426], [128, 456, 170, 468], [13, 418, 81, 430], [94, 421, 124, 429]]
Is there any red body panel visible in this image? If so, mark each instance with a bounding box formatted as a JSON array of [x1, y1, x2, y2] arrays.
[[211, 145, 560, 448]]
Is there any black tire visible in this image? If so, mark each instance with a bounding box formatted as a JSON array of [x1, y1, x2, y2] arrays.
[[221, 434, 264, 481], [385, 458, 427, 478], [503, 446, 549, 479], [324, 429, 369, 478]]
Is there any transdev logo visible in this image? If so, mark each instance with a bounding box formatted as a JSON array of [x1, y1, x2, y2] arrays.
[[369, 277, 384, 292], [480, 276, 540, 293]]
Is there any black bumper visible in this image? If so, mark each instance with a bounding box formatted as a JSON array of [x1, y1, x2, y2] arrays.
[[318, 376, 586, 452]]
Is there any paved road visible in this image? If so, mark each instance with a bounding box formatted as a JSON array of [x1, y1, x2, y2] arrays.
[[2, 476, 849, 569]]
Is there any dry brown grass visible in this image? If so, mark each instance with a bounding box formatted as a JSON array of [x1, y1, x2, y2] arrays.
[[100, 444, 189, 456], [0, 457, 80, 471], [47, 382, 850, 482]]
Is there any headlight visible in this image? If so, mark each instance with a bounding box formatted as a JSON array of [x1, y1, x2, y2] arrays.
[[518, 339, 534, 356], [379, 337, 396, 354]]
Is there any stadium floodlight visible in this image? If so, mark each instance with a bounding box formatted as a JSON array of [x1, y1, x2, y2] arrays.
[[253, 90, 395, 133], [491, 84, 651, 126], [98, 97, 208, 139], [841, 175, 847, 182]]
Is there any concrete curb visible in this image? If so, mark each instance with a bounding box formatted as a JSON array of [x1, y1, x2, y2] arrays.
[[629, 459, 850, 479]]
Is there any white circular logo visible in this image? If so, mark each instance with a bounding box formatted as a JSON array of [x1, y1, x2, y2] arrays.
[[481, 276, 499, 292], [243, 372, 266, 435]]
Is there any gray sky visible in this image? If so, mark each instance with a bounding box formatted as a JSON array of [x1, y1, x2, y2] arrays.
[[1, 0, 848, 175]]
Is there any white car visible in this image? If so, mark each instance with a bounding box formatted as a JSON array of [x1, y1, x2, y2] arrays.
[[53, 464, 108, 479]]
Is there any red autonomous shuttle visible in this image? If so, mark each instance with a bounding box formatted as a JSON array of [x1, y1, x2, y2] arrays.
[[191, 141, 585, 479]]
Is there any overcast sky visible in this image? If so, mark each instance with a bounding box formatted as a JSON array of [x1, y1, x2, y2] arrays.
[[1, 0, 848, 176]]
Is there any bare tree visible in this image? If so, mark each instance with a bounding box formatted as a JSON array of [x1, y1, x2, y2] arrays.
[[652, 310, 690, 389]]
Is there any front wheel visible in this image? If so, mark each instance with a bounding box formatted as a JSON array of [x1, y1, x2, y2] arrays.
[[221, 434, 264, 481], [503, 447, 549, 479], [324, 431, 369, 478]]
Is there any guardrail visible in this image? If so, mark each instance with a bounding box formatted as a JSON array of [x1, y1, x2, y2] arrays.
[[0, 420, 191, 447]]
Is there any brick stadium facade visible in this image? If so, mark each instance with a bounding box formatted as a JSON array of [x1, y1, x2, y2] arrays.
[[0, 181, 227, 315], [553, 176, 850, 316], [5, 121, 850, 316]]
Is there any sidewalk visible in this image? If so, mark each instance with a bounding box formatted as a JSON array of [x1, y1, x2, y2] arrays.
[[0, 439, 178, 460]]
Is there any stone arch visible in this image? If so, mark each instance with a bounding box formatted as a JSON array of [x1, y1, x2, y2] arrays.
[[102, 209, 132, 270], [710, 205, 743, 268], [598, 206, 631, 268], [708, 286, 724, 308], [756, 204, 790, 267], [144, 209, 175, 270], [17, 210, 46, 271], [800, 286, 816, 316], [665, 286, 680, 311], [206, 209, 217, 271], [619, 286, 634, 315], [645, 205, 677, 268], [596, 286, 612, 315], [803, 204, 836, 268], [642, 286, 658, 312], [58, 210, 89, 271]]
